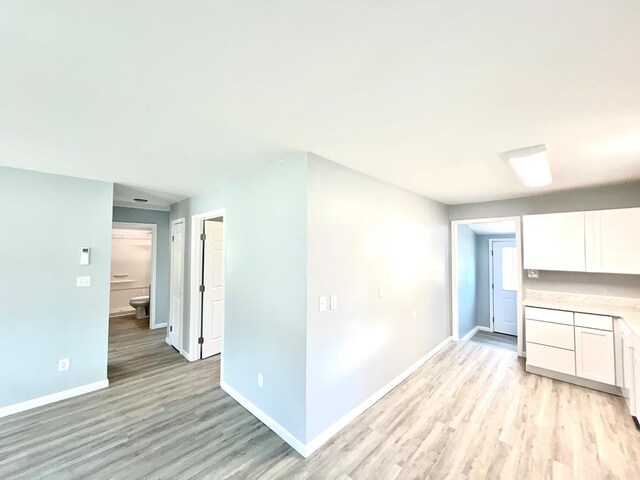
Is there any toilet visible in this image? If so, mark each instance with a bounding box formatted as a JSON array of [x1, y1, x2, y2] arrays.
[[129, 296, 150, 319]]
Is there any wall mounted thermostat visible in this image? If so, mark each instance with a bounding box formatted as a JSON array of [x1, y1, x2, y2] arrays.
[[80, 247, 91, 266]]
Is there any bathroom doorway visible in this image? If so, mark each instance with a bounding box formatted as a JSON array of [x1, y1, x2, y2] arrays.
[[110, 222, 158, 328]]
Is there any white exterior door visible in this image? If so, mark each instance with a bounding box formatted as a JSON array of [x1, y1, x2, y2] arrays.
[[492, 239, 518, 336], [201, 220, 223, 358], [169, 220, 185, 349]]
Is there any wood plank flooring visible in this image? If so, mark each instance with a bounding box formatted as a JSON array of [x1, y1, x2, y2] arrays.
[[1, 315, 639, 479], [469, 330, 517, 352]]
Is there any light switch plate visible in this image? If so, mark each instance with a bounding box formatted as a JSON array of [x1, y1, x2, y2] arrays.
[[527, 269, 539, 279], [412, 309, 417, 320], [76, 276, 91, 287], [319, 296, 327, 312], [58, 358, 70, 372], [257, 372, 264, 388], [330, 295, 337, 310], [378, 286, 384, 298]]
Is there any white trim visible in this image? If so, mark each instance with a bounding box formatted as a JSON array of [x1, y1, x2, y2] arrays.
[[188, 209, 226, 371], [151, 322, 167, 330], [460, 325, 480, 342], [181, 348, 198, 362], [112, 222, 158, 329], [165, 337, 171, 345], [0, 379, 109, 419], [221, 380, 307, 457], [477, 326, 492, 332], [451, 216, 524, 357], [169, 218, 186, 351], [113, 202, 170, 212], [304, 336, 453, 457]]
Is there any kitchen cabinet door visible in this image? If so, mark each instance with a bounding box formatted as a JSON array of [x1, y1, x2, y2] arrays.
[[575, 326, 615, 385], [585, 207, 640, 274], [621, 325, 636, 416], [522, 212, 586, 272]]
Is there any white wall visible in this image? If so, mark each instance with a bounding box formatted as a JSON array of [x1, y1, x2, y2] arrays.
[[305, 154, 450, 443]]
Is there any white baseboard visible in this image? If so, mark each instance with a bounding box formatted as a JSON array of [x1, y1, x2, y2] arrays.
[[151, 322, 167, 330], [460, 326, 480, 342], [0, 379, 109, 419], [477, 326, 492, 332], [304, 335, 453, 457], [221, 380, 308, 457], [181, 348, 198, 362], [165, 337, 171, 346]]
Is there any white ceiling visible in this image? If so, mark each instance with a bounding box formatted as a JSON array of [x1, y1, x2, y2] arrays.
[[467, 221, 516, 236], [1, 1, 640, 205], [113, 184, 184, 211]]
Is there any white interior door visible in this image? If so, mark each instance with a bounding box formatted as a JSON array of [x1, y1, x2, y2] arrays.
[[169, 220, 185, 349], [201, 220, 223, 358], [492, 239, 518, 336]]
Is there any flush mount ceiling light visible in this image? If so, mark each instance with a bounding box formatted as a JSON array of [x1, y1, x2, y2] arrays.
[[133, 198, 148, 203], [503, 144, 552, 187]]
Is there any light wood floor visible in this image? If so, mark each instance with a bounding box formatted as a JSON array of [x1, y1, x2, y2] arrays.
[[469, 330, 517, 352], [1, 316, 639, 479]]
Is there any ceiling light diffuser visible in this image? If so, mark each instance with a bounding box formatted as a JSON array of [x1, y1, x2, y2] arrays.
[[504, 145, 552, 187]]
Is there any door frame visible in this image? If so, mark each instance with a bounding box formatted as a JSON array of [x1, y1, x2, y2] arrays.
[[489, 237, 517, 336], [188, 209, 226, 369], [111, 222, 159, 329], [450, 216, 524, 357], [169, 217, 186, 351]]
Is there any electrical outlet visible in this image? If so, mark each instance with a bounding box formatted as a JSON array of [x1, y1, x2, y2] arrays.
[[378, 286, 384, 298], [527, 269, 539, 279], [76, 276, 91, 287], [257, 372, 264, 388], [412, 309, 417, 320], [319, 296, 327, 312], [330, 295, 337, 310], [58, 358, 70, 372]]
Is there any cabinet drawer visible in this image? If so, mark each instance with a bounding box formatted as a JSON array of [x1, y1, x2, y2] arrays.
[[574, 312, 613, 331], [525, 307, 574, 326], [526, 319, 575, 350], [526, 342, 576, 376]]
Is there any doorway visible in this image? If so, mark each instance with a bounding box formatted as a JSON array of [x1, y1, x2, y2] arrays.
[[169, 218, 185, 351], [189, 209, 225, 362], [451, 217, 524, 356], [490, 238, 517, 336], [110, 222, 157, 327]]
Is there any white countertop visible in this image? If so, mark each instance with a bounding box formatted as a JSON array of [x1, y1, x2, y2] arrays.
[[523, 290, 640, 339]]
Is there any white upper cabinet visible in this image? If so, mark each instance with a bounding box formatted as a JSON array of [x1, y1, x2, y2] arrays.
[[522, 212, 586, 272], [585, 207, 640, 275]]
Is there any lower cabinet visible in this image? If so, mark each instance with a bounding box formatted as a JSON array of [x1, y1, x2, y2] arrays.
[[526, 341, 576, 375], [575, 327, 615, 385], [525, 307, 616, 389]]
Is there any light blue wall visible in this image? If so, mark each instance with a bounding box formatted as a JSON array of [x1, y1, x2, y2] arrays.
[[457, 225, 477, 338], [474, 234, 515, 328], [112, 207, 170, 329], [0, 166, 113, 408], [170, 154, 308, 442], [306, 154, 451, 442]]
